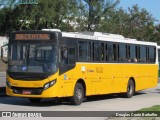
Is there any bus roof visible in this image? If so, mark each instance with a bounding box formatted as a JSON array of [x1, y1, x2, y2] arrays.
[[157, 46, 160, 49], [62, 31, 157, 46], [41, 29, 157, 46]]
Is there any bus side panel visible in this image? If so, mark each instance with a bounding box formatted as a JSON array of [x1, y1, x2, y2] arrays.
[[122, 64, 158, 92], [101, 64, 123, 94], [73, 63, 124, 95], [58, 63, 158, 98], [58, 70, 74, 97]]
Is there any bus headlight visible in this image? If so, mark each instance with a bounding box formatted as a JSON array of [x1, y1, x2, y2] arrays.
[[44, 79, 57, 90], [44, 83, 50, 90], [50, 80, 56, 86]]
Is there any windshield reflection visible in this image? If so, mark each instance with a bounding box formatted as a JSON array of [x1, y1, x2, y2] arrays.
[[8, 44, 57, 73]]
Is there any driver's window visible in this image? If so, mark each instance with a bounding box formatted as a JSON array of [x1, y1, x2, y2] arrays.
[[61, 47, 68, 65], [61, 47, 76, 65], [68, 48, 75, 65]]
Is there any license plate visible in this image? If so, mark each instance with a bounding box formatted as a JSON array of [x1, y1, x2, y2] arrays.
[[22, 90, 31, 95]]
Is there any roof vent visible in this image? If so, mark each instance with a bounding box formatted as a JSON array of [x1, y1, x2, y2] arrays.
[[42, 29, 61, 32], [125, 38, 137, 41], [93, 32, 124, 39]]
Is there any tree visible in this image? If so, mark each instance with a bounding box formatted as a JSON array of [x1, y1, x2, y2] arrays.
[[99, 4, 157, 42], [0, 0, 19, 35], [17, 0, 78, 31], [0, 0, 159, 44], [75, 0, 120, 31], [151, 24, 160, 44], [0, 0, 78, 35]]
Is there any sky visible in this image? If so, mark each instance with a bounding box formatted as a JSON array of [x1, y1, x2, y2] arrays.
[[119, 0, 160, 23]]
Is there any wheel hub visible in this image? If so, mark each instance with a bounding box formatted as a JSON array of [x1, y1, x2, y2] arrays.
[[76, 88, 82, 101]]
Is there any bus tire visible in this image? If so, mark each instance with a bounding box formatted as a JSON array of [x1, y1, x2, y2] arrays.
[[29, 98, 41, 103], [70, 83, 84, 105], [123, 79, 135, 98]]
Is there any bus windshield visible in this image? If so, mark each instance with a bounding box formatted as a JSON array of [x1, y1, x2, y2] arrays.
[[8, 44, 58, 74]]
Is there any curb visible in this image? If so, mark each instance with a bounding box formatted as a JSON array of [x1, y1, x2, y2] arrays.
[[0, 87, 6, 96]]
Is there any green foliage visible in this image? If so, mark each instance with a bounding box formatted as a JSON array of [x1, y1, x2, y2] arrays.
[[0, 0, 160, 44], [76, 0, 120, 31], [139, 105, 160, 111]]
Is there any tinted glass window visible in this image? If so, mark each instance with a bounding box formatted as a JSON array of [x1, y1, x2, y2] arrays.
[[113, 44, 117, 61], [68, 48, 75, 65], [119, 44, 126, 62], [158, 50, 160, 63], [62, 47, 68, 65], [130, 45, 136, 62], [140, 46, 146, 62], [79, 41, 91, 61], [135, 46, 140, 62], [106, 43, 118, 62], [101, 43, 105, 61], [9, 44, 58, 73], [149, 47, 155, 62], [106, 43, 113, 61], [93, 42, 101, 61]]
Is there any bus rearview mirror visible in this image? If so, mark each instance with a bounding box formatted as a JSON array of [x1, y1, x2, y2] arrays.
[[1, 44, 8, 64]]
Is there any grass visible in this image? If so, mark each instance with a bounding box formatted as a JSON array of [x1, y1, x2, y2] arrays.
[[139, 105, 160, 111]]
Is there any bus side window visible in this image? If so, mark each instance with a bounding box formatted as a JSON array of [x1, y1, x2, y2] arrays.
[[61, 47, 68, 65], [68, 48, 75, 65], [107, 43, 114, 61], [149, 47, 155, 63], [136, 46, 140, 62], [78, 41, 91, 61], [93, 42, 101, 61], [61, 47, 76, 65], [140, 46, 146, 62]]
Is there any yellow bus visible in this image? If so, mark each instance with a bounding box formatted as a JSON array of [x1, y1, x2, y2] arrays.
[[1, 29, 158, 105], [158, 46, 160, 77]]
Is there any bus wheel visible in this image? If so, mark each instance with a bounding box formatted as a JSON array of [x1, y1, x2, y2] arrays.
[[123, 79, 135, 98], [29, 98, 41, 103], [70, 83, 84, 105]]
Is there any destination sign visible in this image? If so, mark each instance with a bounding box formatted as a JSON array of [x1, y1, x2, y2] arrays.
[[15, 34, 50, 40]]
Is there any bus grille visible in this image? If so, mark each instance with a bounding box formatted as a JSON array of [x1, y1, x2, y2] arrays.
[[11, 87, 43, 95]]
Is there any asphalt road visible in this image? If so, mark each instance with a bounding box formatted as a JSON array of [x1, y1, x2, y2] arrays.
[[0, 84, 160, 119], [0, 72, 5, 87], [0, 72, 160, 119], [0, 84, 160, 111]]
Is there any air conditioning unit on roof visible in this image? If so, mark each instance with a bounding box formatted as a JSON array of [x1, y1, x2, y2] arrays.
[[93, 32, 124, 39], [42, 29, 61, 32]]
